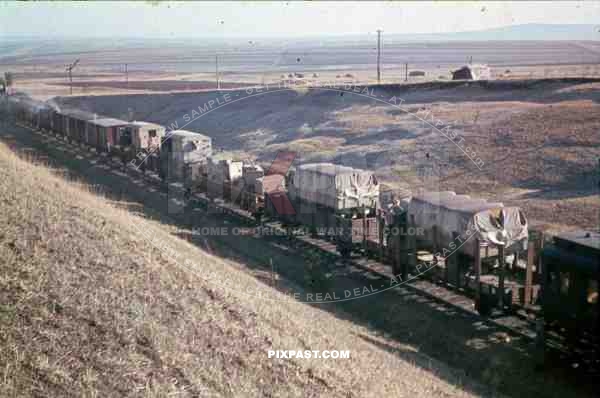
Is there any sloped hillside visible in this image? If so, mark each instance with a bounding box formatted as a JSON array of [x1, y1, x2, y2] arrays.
[[0, 141, 485, 397]]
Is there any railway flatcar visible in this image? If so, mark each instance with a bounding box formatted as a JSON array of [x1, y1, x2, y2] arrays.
[[205, 156, 244, 202], [265, 163, 380, 256], [160, 130, 212, 181], [404, 191, 531, 313], [406, 192, 528, 255], [238, 164, 265, 212]]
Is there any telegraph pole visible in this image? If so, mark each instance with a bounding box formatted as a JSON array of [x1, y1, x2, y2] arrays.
[[376, 29, 382, 84], [65, 58, 79, 95]]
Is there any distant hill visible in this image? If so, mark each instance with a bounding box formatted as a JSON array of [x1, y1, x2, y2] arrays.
[[381, 24, 600, 42], [251, 24, 600, 44], [442, 23, 598, 41], [2, 23, 600, 44]]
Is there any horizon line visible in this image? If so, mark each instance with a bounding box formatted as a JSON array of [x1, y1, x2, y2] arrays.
[[1, 22, 599, 42]]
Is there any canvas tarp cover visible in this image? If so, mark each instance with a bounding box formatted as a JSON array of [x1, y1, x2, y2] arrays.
[[407, 191, 528, 254], [291, 163, 379, 210]]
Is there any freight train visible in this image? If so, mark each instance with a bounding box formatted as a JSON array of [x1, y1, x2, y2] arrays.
[[5, 95, 599, 362]]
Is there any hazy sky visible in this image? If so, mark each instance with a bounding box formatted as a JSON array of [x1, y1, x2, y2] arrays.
[[1, 1, 599, 38]]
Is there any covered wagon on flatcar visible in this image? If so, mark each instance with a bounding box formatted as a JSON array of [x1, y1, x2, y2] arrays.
[[406, 191, 529, 313], [281, 163, 380, 256], [407, 191, 528, 256]]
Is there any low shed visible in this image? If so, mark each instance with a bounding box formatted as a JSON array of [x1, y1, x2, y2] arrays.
[[408, 70, 426, 77]]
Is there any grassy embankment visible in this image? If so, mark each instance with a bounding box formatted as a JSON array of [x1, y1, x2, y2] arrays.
[[0, 141, 485, 397]]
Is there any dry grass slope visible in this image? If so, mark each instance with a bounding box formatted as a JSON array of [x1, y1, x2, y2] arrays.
[[0, 142, 488, 397]]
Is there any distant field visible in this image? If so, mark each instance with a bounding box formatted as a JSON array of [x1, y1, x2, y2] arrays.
[[54, 79, 255, 92], [2, 38, 600, 74], [6, 38, 600, 100]]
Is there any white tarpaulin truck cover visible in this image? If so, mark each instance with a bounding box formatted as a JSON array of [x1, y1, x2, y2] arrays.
[[290, 163, 379, 210], [407, 191, 528, 255]]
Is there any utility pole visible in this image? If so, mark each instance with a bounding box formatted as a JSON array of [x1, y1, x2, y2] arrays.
[[376, 29, 382, 84], [405, 62, 408, 82], [125, 63, 128, 86], [215, 54, 220, 90], [65, 58, 80, 95]]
